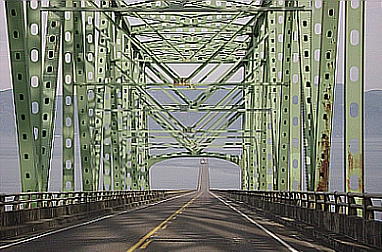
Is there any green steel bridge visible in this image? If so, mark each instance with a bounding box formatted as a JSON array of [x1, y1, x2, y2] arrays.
[[5, 0, 365, 194]]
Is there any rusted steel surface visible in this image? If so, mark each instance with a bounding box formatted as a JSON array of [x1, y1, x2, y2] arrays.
[[347, 150, 364, 192], [314, 0, 339, 192]]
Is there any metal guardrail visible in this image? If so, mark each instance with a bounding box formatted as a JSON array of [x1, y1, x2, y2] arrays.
[[0, 190, 176, 213], [219, 190, 382, 220]]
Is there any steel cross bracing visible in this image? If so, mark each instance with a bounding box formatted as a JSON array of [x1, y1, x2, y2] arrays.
[[6, 0, 364, 193]]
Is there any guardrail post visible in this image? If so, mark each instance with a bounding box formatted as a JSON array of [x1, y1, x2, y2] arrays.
[[0, 195, 4, 210], [347, 193, 357, 216], [363, 194, 374, 220]]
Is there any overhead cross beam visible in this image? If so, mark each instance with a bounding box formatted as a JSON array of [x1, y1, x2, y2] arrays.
[[6, 0, 364, 194]]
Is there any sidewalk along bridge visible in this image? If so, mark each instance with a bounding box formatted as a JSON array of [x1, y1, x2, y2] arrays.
[[5, 0, 366, 193], [1, 164, 381, 251]]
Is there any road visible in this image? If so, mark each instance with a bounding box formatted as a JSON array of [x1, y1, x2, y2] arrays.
[[0, 163, 333, 251]]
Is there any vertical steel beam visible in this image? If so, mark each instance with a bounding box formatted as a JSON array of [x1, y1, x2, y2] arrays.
[[263, 13, 276, 191], [309, 0, 324, 190], [84, 6, 98, 191], [255, 18, 268, 191], [241, 58, 250, 190], [117, 39, 126, 191], [6, 2, 39, 192], [277, 1, 294, 191], [298, 0, 314, 191], [118, 30, 129, 191], [62, 1, 75, 191], [73, 1, 93, 191], [289, 11, 302, 191], [98, 4, 113, 190], [271, 1, 285, 189], [263, 7, 281, 190], [93, 10, 108, 190], [129, 51, 140, 190], [110, 18, 124, 190], [136, 61, 150, 190], [242, 66, 255, 190], [314, 0, 340, 192], [25, 1, 42, 191], [123, 34, 134, 190], [38, 0, 62, 191], [344, 1, 364, 193]]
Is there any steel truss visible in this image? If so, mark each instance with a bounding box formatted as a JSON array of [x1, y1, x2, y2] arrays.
[[6, 0, 364, 193]]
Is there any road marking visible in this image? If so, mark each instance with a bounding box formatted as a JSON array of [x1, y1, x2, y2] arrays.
[[127, 192, 201, 252], [210, 192, 299, 252], [0, 191, 195, 251], [140, 239, 152, 249]]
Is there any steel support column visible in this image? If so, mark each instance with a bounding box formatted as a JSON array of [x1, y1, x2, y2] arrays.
[[6, 2, 39, 192], [314, 0, 340, 192], [62, 1, 75, 191], [277, 1, 294, 191], [344, 1, 364, 193]]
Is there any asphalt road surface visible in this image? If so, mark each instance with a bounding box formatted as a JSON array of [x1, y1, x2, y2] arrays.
[[0, 164, 333, 251]]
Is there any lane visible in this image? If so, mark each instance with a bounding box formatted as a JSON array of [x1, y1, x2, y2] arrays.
[[1, 162, 334, 251], [0, 192, 199, 252], [131, 163, 292, 251], [127, 163, 332, 251]]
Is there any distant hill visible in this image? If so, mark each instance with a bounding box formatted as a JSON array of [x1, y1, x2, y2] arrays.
[[364, 89, 382, 136], [1, 84, 382, 137]]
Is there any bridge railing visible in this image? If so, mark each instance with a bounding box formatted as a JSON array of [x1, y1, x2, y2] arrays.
[[217, 190, 382, 249], [0, 190, 189, 213], [0, 190, 190, 239], [219, 190, 382, 220]]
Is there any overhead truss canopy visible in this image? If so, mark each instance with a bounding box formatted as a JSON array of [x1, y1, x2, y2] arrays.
[[6, 0, 364, 193]]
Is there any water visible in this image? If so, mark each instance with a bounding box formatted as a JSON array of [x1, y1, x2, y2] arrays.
[[0, 135, 381, 194]]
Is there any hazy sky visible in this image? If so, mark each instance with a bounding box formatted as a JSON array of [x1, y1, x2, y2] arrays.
[[0, 1, 381, 91]]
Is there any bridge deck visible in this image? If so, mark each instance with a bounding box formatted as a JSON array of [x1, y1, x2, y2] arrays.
[[0, 165, 333, 251]]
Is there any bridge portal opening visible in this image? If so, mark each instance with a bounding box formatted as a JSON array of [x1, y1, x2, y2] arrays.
[[150, 158, 241, 190]]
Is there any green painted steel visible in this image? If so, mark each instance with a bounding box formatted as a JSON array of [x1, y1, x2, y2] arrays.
[[308, 0, 324, 191], [6, 2, 39, 192], [314, 0, 340, 192], [84, 7, 98, 191], [253, 15, 267, 191], [73, 2, 93, 191], [62, 0, 75, 191], [38, 1, 62, 191], [277, 1, 294, 191], [7, 0, 364, 193], [110, 16, 123, 191], [25, 1, 42, 191], [299, 0, 315, 191], [344, 1, 364, 193], [289, 10, 302, 191]]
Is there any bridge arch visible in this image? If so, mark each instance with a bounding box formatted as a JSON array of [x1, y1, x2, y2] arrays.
[[149, 157, 241, 190], [147, 152, 241, 169]]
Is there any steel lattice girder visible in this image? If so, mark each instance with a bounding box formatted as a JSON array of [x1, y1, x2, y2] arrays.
[[6, 0, 364, 193]]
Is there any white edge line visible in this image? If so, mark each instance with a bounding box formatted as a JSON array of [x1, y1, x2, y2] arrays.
[[0, 191, 195, 250], [210, 191, 299, 252]]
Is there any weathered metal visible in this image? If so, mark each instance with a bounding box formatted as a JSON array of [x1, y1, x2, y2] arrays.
[[5, 1, 362, 193], [314, 0, 340, 192], [344, 1, 364, 194]]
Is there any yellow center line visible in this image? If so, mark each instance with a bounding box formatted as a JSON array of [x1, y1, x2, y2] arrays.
[[140, 240, 152, 249], [126, 192, 202, 252]]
